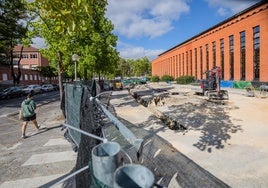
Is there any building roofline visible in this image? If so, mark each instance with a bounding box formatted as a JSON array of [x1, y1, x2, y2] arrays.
[[158, 0, 266, 57], [14, 45, 39, 52]]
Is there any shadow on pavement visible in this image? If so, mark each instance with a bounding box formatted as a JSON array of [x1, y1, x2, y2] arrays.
[[165, 101, 243, 152], [26, 125, 63, 138]]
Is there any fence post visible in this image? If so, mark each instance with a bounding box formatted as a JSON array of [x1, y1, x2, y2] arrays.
[[114, 164, 155, 188], [92, 142, 121, 186]]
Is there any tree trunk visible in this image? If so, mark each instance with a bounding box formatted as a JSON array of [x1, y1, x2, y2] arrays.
[[9, 48, 16, 86], [57, 51, 65, 117], [16, 46, 23, 85], [10, 45, 23, 86], [84, 68, 87, 80]]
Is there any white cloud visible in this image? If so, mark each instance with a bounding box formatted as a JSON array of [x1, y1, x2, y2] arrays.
[[117, 41, 164, 61], [205, 0, 261, 15], [106, 0, 189, 39], [106, 0, 189, 60], [31, 37, 46, 49], [217, 7, 229, 16]]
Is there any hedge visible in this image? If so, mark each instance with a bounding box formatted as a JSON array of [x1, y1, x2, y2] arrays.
[[176, 75, 195, 84]]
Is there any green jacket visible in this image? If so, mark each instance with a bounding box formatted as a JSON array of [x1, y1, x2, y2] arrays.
[[21, 98, 36, 117]]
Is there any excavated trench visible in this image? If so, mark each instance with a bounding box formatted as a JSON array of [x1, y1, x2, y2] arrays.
[[131, 91, 187, 130]]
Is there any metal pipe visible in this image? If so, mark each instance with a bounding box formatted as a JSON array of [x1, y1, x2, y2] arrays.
[[62, 123, 107, 143], [49, 165, 89, 187], [90, 95, 144, 160], [95, 98, 141, 147]]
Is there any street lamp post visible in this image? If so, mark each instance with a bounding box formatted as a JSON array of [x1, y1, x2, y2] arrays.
[[72, 54, 79, 81]]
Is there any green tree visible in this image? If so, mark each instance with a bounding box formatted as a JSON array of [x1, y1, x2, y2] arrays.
[[36, 66, 57, 83], [29, 2, 120, 185], [114, 58, 132, 78], [74, 0, 119, 80], [29, 0, 90, 101], [132, 57, 151, 77], [30, 0, 119, 100], [127, 59, 136, 77], [0, 0, 31, 85], [115, 57, 152, 78]]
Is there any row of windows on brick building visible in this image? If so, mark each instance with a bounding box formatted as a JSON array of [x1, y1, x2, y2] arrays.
[[159, 25, 260, 81], [1, 73, 58, 82]]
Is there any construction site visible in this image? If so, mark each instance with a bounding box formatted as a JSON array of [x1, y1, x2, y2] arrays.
[[1, 80, 267, 187], [109, 81, 268, 187]]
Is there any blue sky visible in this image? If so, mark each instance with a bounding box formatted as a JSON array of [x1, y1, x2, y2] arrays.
[[105, 0, 261, 61], [32, 0, 261, 61]]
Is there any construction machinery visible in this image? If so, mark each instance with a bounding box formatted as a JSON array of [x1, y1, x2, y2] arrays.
[[200, 66, 229, 100]]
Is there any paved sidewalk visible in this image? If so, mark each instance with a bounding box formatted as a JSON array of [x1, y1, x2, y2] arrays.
[[0, 101, 76, 188]]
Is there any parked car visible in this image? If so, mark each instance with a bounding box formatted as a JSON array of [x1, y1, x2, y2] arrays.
[[122, 79, 133, 85], [101, 80, 111, 91], [110, 79, 123, 90], [0, 87, 25, 99], [41, 84, 54, 92], [52, 84, 59, 90], [122, 78, 146, 85], [22, 84, 42, 94], [260, 84, 268, 92]]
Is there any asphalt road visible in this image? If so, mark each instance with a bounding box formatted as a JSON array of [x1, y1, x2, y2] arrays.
[[0, 91, 60, 149], [0, 90, 60, 118], [0, 99, 76, 188]]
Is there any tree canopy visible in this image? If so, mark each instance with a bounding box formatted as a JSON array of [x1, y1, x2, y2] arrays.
[[0, 0, 31, 84], [25, 0, 120, 101], [113, 57, 151, 78], [36, 65, 57, 83], [1, 0, 152, 86], [29, 0, 119, 80], [0, 0, 29, 51]]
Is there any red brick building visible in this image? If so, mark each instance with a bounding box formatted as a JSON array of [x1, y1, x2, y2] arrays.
[[13, 45, 49, 69], [0, 45, 57, 86], [152, 1, 268, 82], [0, 66, 42, 85]]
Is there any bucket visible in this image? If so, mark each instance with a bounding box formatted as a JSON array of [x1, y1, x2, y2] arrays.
[[92, 142, 121, 186], [114, 164, 155, 188]]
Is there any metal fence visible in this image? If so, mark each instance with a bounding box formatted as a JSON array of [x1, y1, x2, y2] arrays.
[[56, 81, 155, 188], [45, 81, 229, 188]]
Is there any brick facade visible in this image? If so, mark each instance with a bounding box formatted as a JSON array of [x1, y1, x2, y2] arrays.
[[152, 1, 268, 82], [0, 45, 57, 86], [13, 45, 49, 69], [0, 65, 58, 86]]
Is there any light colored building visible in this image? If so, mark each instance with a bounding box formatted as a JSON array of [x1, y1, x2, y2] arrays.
[[152, 1, 268, 82]]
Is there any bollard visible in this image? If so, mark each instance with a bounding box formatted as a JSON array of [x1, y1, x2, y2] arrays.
[[92, 142, 121, 186], [114, 164, 155, 188]]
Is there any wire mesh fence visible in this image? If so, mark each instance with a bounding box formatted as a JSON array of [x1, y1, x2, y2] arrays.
[[48, 81, 229, 188]]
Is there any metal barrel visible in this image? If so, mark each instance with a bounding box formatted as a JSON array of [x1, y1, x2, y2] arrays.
[[92, 142, 121, 186], [114, 164, 155, 188]]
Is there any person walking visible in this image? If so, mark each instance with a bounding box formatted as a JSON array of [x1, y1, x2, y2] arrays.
[[21, 93, 40, 138]]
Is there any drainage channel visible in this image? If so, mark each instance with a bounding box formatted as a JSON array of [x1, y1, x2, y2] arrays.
[[131, 90, 187, 131]]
